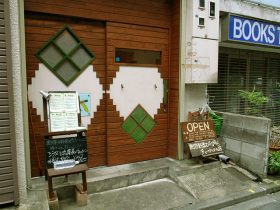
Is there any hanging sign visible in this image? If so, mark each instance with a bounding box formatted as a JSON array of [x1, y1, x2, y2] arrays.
[[181, 120, 216, 142], [223, 14, 280, 47]]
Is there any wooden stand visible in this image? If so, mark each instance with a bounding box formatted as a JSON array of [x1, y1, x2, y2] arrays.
[[182, 111, 223, 162], [47, 164, 88, 201], [41, 91, 89, 207]]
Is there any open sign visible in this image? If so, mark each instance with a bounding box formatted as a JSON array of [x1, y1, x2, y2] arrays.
[[181, 120, 216, 142]]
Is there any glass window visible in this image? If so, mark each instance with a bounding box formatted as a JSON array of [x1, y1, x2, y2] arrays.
[[199, 0, 205, 8], [210, 2, 216, 17], [208, 48, 280, 126], [115, 48, 161, 65], [36, 26, 95, 86]]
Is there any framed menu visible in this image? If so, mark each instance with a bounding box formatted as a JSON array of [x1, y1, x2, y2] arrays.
[[47, 91, 80, 132]]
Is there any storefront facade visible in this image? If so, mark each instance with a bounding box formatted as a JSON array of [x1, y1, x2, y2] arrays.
[[2, 0, 280, 207], [24, 0, 180, 177], [208, 3, 280, 126]]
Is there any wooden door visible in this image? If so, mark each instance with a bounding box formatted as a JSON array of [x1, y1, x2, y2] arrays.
[[25, 14, 107, 176], [106, 22, 170, 165]]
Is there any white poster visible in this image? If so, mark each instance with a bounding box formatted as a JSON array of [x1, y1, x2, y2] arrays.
[[50, 112, 65, 132], [49, 93, 64, 112], [48, 91, 79, 132]]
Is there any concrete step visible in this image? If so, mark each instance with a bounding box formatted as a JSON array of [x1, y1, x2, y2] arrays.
[[30, 158, 173, 201]]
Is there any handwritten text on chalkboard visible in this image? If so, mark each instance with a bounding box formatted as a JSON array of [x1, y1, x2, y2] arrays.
[[45, 136, 88, 168], [188, 139, 222, 157]]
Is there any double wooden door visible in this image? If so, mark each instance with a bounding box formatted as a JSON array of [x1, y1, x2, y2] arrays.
[[25, 15, 170, 176]]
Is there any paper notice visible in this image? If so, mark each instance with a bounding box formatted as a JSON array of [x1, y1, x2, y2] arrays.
[[64, 93, 78, 112], [65, 112, 78, 131], [49, 93, 64, 112], [50, 112, 65, 132]]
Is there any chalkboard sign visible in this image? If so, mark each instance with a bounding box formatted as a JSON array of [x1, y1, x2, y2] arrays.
[[45, 136, 88, 168], [187, 139, 223, 157], [181, 120, 216, 142]]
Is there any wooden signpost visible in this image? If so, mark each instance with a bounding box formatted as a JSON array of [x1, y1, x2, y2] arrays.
[[181, 115, 223, 158], [41, 91, 89, 203]]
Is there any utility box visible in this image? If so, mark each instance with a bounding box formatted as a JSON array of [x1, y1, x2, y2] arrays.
[[185, 0, 219, 83]]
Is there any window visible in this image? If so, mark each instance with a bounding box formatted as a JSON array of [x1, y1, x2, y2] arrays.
[[209, 2, 216, 17], [208, 48, 280, 126], [115, 48, 161, 65], [36, 26, 95, 86], [199, 0, 205, 8], [199, 17, 205, 27]]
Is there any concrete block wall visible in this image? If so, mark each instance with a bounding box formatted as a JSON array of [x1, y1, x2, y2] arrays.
[[220, 112, 271, 177]]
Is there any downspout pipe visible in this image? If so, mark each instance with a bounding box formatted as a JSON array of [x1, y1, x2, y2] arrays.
[[178, 0, 187, 160]]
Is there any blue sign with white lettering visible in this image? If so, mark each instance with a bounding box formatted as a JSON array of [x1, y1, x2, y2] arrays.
[[228, 15, 280, 47]]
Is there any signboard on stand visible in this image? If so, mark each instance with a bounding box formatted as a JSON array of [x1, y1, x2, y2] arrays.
[[181, 118, 222, 158]]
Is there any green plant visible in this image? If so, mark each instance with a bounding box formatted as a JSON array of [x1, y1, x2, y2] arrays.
[[238, 87, 269, 116], [268, 151, 280, 174]]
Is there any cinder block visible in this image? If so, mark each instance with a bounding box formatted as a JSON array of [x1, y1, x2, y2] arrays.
[[241, 129, 268, 146], [224, 137, 241, 153], [241, 116, 270, 132], [48, 191, 59, 210], [241, 142, 266, 160], [225, 149, 241, 164], [221, 126, 243, 139], [75, 184, 88, 206], [240, 154, 266, 177], [222, 113, 244, 128]]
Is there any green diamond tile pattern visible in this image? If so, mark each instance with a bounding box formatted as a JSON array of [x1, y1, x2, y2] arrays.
[[141, 115, 156, 133], [131, 106, 147, 123], [122, 105, 156, 144], [122, 117, 138, 134], [36, 26, 96, 86], [131, 127, 147, 144]]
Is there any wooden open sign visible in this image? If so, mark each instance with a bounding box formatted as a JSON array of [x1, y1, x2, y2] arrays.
[[181, 120, 216, 143]]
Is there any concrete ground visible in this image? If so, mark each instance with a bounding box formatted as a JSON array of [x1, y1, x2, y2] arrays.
[[220, 191, 280, 210], [2, 157, 280, 210], [59, 178, 194, 210]]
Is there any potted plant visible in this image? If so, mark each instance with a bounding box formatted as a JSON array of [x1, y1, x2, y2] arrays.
[[238, 87, 269, 117], [267, 151, 280, 175]]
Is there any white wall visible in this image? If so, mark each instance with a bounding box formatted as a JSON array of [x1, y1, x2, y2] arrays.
[[183, 0, 279, 121], [185, 84, 207, 120], [110, 66, 163, 119], [28, 64, 104, 128], [220, 0, 280, 22]]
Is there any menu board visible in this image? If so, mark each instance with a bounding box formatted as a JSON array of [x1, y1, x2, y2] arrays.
[[48, 91, 80, 132]]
